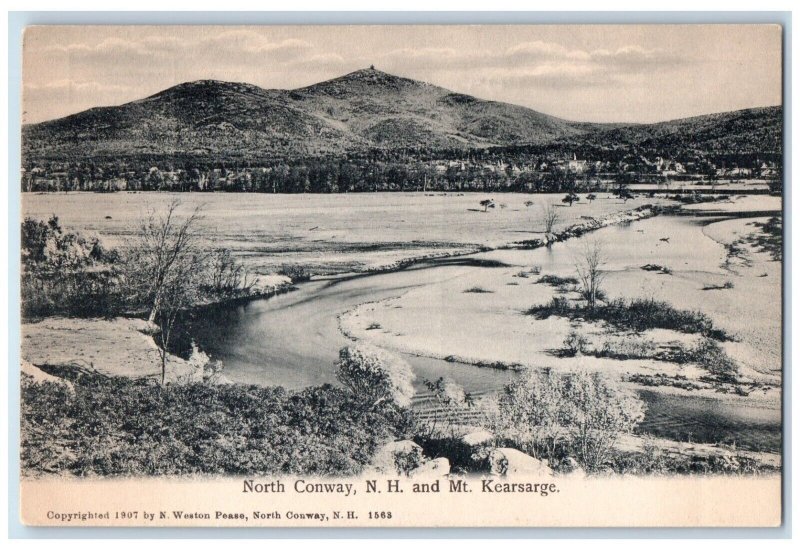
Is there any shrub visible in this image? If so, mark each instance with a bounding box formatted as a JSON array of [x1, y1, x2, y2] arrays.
[[575, 241, 606, 310], [513, 266, 541, 278], [336, 345, 416, 408], [543, 204, 559, 233], [205, 249, 254, 298], [183, 341, 225, 384], [748, 216, 782, 260], [416, 436, 487, 474], [562, 331, 590, 356], [616, 298, 715, 334], [21, 216, 122, 318], [582, 287, 608, 303], [537, 274, 578, 287], [596, 337, 657, 360], [613, 447, 776, 475], [626, 373, 703, 391], [463, 286, 493, 293], [690, 338, 738, 381], [21, 374, 412, 477], [703, 280, 735, 291], [278, 263, 312, 283], [488, 370, 645, 471], [528, 297, 727, 340], [527, 296, 571, 317], [641, 264, 672, 274], [393, 445, 425, 476]]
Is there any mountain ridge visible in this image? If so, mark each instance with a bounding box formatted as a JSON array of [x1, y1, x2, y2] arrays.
[[23, 67, 782, 162]]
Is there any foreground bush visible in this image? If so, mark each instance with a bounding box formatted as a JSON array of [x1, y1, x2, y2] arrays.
[[21, 375, 412, 477], [21, 216, 122, 318], [488, 369, 645, 471], [336, 345, 416, 408]]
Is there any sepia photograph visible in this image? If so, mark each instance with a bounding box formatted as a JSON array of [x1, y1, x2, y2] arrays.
[[15, 21, 785, 528]]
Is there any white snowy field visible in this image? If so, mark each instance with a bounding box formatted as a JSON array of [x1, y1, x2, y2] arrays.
[[22, 191, 671, 275]]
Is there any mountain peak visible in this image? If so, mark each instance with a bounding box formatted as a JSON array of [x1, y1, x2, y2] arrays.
[[343, 66, 389, 78], [298, 67, 432, 97]]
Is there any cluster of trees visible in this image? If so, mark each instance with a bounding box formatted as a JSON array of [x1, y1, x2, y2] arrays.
[[21, 201, 255, 384]]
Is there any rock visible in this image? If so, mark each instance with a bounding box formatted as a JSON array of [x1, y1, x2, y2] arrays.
[[381, 440, 422, 455], [461, 429, 494, 447], [408, 457, 451, 477], [488, 448, 553, 477]]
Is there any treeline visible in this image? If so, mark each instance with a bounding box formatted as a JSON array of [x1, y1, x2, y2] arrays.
[[23, 143, 781, 194], [23, 158, 608, 194]]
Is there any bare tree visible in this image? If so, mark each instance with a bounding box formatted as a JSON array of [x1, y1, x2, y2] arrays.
[[125, 200, 205, 384], [575, 240, 606, 310], [543, 203, 559, 234]]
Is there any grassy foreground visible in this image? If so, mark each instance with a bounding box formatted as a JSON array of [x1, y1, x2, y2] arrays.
[[21, 374, 411, 477]]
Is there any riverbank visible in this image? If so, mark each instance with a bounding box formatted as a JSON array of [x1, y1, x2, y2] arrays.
[[20, 273, 294, 383]]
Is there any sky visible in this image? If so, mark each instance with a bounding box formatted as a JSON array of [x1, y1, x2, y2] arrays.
[[22, 24, 783, 124]]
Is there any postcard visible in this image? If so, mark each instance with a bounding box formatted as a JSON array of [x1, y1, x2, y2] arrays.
[[18, 23, 783, 528]]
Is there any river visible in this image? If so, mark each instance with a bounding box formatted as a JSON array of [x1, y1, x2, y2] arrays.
[[187, 258, 519, 393]]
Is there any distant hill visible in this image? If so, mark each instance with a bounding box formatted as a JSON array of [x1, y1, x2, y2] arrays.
[[22, 67, 781, 163], [580, 107, 783, 156]]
